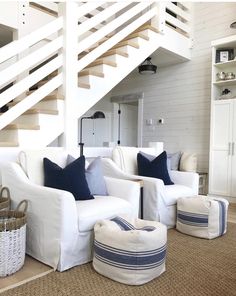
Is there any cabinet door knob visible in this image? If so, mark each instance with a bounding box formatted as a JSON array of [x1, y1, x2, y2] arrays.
[[232, 142, 235, 156]]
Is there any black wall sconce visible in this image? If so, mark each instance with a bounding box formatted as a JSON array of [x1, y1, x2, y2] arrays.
[[230, 21, 236, 28], [79, 111, 105, 156]]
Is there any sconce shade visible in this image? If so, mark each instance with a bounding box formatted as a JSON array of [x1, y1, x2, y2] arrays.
[[138, 57, 157, 75], [230, 21, 236, 28], [92, 111, 105, 119]]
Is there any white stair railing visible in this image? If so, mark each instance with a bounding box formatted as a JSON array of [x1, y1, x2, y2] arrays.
[[77, 1, 191, 72], [0, 17, 63, 130], [0, 1, 192, 140], [165, 2, 191, 37], [77, 1, 156, 72]]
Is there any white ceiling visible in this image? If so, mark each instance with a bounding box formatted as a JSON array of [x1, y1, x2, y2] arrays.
[[151, 47, 188, 68]]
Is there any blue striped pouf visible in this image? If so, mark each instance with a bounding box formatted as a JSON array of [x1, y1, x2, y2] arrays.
[[176, 196, 229, 239], [93, 216, 167, 285]]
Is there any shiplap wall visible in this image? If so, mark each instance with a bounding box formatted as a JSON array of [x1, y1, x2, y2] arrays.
[[110, 2, 236, 172]]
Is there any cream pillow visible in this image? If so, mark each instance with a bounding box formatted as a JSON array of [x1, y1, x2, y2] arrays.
[[179, 152, 197, 172]]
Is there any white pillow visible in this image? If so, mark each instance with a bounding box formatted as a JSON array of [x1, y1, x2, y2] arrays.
[[179, 152, 197, 172]]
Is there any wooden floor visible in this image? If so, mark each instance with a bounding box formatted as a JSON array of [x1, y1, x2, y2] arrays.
[[0, 204, 235, 292]]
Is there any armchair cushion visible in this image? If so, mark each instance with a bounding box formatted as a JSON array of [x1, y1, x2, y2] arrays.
[[76, 196, 133, 232], [137, 151, 174, 185], [67, 155, 108, 196], [44, 156, 93, 201], [164, 185, 194, 206]]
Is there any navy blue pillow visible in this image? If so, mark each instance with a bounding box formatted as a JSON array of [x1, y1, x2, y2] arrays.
[[137, 151, 174, 185], [43, 156, 94, 200]]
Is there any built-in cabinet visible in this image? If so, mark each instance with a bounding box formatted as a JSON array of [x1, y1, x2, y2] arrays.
[[209, 35, 236, 199]]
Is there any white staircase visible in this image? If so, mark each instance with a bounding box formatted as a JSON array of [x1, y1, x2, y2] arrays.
[[0, 1, 192, 148]]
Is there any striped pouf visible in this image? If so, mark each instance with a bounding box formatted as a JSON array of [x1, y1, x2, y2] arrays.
[[93, 216, 167, 285], [176, 195, 229, 239]]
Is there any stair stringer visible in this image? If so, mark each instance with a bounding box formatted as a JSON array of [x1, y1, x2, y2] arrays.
[[73, 29, 191, 118]]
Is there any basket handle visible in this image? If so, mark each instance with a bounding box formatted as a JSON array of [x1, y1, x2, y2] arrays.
[[16, 200, 28, 213], [0, 187, 10, 199]]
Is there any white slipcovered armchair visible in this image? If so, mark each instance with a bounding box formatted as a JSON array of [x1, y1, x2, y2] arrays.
[[1, 148, 140, 271], [101, 146, 199, 228]]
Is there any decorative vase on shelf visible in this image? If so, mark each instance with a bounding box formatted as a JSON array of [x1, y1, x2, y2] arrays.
[[219, 88, 232, 100]]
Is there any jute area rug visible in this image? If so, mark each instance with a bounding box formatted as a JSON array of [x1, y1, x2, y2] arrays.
[[1, 223, 236, 296]]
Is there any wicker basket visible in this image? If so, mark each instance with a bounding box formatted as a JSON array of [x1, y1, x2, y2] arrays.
[[0, 187, 11, 211], [0, 200, 28, 277]]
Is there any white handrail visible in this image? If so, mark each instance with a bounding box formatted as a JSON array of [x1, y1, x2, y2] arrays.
[[165, 2, 191, 37], [165, 13, 190, 33], [0, 36, 63, 88], [76, 2, 107, 20], [0, 17, 63, 64], [0, 55, 63, 109], [166, 2, 190, 22], [78, 2, 127, 37], [77, 2, 154, 55], [77, 7, 157, 72]]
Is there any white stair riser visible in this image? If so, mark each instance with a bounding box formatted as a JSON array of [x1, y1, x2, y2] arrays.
[[0, 100, 64, 147], [12, 114, 39, 125], [0, 130, 18, 142], [34, 99, 60, 110], [78, 75, 90, 84], [17, 101, 64, 147]]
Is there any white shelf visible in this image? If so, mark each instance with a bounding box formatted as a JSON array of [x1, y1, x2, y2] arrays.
[[213, 78, 236, 86], [214, 59, 236, 68]]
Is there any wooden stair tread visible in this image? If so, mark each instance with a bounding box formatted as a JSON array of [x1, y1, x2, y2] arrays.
[[79, 69, 104, 78], [8, 94, 64, 107], [31, 80, 48, 89], [3, 124, 40, 130], [26, 90, 64, 100], [0, 141, 19, 147], [24, 109, 58, 115], [29, 3, 58, 17], [134, 24, 160, 34], [87, 36, 109, 52], [78, 82, 90, 89], [123, 32, 149, 41], [87, 59, 117, 68], [99, 48, 129, 59], [112, 40, 139, 50], [42, 94, 64, 101], [46, 71, 59, 79]]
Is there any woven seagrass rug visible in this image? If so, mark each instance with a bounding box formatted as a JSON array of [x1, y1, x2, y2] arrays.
[[1, 223, 236, 296]]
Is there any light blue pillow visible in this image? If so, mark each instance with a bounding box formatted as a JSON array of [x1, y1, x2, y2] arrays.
[[67, 155, 108, 196], [167, 151, 182, 171]]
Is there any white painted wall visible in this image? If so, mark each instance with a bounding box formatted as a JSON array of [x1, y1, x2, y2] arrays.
[[110, 2, 236, 172]]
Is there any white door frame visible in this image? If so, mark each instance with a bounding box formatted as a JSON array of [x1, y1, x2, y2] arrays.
[[111, 92, 144, 147]]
